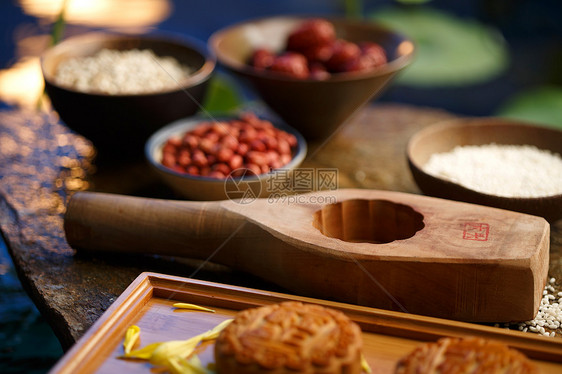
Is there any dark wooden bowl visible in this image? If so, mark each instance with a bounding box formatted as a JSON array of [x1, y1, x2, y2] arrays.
[[407, 118, 562, 222], [209, 16, 414, 140], [41, 32, 215, 163]]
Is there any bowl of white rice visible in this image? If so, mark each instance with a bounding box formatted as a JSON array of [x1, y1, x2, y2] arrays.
[[407, 118, 562, 222], [41, 32, 215, 163]]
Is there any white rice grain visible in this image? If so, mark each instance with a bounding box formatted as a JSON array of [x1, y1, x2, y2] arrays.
[[54, 48, 192, 95], [423, 144, 562, 198], [517, 278, 562, 338]]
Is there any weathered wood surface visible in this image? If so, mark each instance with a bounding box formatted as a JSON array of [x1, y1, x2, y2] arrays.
[[1, 104, 560, 351]]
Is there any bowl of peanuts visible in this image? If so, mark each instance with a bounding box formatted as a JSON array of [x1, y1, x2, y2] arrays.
[[145, 112, 307, 201], [209, 16, 414, 140], [41, 32, 215, 163]]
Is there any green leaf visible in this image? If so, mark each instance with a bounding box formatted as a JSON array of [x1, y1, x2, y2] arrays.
[[344, 0, 363, 18], [50, 0, 68, 46], [496, 86, 562, 130], [201, 74, 243, 114], [370, 7, 509, 87]]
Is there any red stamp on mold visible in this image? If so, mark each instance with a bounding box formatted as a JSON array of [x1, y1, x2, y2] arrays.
[[463, 222, 489, 241]]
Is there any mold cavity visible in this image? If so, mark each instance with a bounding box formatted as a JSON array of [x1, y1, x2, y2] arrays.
[[313, 199, 424, 244]]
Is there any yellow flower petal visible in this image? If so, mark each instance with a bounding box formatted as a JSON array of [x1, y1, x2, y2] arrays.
[[149, 334, 205, 366], [118, 317, 231, 369], [166, 357, 186, 374], [361, 353, 372, 373], [201, 319, 233, 341], [166, 355, 213, 374], [121, 342, 163, 360], [173, 303, 215, 313], [123, 325, 141, 354]]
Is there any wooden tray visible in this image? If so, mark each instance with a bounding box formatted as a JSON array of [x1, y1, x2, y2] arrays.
[[50, 272, 562, 374]]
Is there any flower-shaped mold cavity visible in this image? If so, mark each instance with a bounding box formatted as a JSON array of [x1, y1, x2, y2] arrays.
[[313, 199, 424, 244]]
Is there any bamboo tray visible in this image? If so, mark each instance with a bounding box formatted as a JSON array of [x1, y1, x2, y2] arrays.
[[50, 272, 562, 374]]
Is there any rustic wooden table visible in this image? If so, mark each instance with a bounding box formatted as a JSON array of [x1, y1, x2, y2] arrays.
[[1, 103, 560, 351]]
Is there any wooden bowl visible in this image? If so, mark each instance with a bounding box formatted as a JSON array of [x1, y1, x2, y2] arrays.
[[145, 114, 307, 201], [407, 118, 562, 222], [41, 32, 215, 163], [209, 16, 414, 140]]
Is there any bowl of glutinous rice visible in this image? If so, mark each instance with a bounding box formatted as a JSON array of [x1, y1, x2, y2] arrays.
[[407, 117, 562, 222], [41, 32, 215, 162]]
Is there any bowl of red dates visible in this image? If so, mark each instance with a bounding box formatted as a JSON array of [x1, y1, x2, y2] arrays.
[[209, 16, 414, 140], [145, 112, 307, 200]]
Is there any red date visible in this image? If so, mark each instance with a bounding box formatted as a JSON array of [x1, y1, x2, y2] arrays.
[[269, 53, 310, 79], [250, 48, 276, 70], [286, 19, 336, 52], [325, 40, 361, 73], [248, 18, 388, 79]]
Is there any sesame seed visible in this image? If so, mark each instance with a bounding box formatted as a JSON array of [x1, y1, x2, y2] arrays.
[[515, 277, 562, 338]]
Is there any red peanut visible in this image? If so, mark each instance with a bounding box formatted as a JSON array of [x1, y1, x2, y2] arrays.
[[208, 171, 226, 179], [211, 122, 230, 136], [203, 131, 220, 143], [239, 127, 257, 143], [177, 150, 191, 167], [229, 154, 243, 170], [250, 139, 267, 152], [186, 165, 199, 175], [263, 136, 278, 150], [280, 154, 292, 165], [199, 166, 211, 176], [162, 152, 176, 167], [190, 123, 210, 136], [159, 114, 297, 179], [171, 165, 184, 174], [213, 163, 231, 175], [245, 163, 262, 176], [167, 137, 181, 147], [217, 147, 234, 163], [246, 151, 268, 166], [277, 139, 291, 155], [221, 136, 239, 150], [199, 138, 215, 154], [192, 151, 207, 167], [162, 142, 176, 155], [236, 143, 249, 156], [182, 134, 198, 149], [206, 154, 217, 166]]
